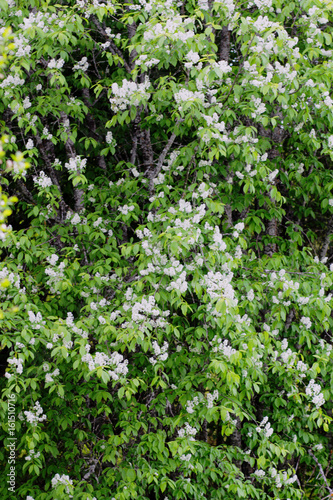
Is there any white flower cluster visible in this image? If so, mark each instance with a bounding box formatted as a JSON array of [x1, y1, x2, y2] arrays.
[[269, 468, 297, 488], [42, 127, 53, 140], [202, 112, 225, 132], [153, 172, 165, 186], [69, 213, 81, 225], [210, 226, 227, 252], [28, 311, 45, 329], [90, 298, 111, 311], [24, 401, 47, 426], [110, 310, 120, 321], [249, 15, 280, 33], [131, 167, 140, 177], [110, 77, 150, 112], [254, 469, 265, 477], [233, 128, 259, 145], [300, 316, 312, 329], [46, 254, 59, 266], [184, 50, 200, 69], [0, 267, 21, 293], [48, 58, 65, 69], [214, 0, 235, 17], [25, 448, 41, 461], [143, 16, 194, 44], [51, 474, 73, 494], [234, 222, 245, 233], [59, 312, 88, 338], [81, 350, 128, 381], [206, 390, 219, 408], [7, 357, 23, 376], [279, 339, 297, 368], [149, 340, 169, 365], [268, 169, 279, 183], [185, 394, 204, 414], [305, 379, 325, 408], [252, 0, 273, 11], [192, 182, 213, 200], [135, 54, 160, 67], [0, 73, 25, 89], [45, 368, 60, 383], [166, 270, 188, 294], [211, 336, 236, 358], [11, 31, 31, 56], [26, 138, 34, 149], [19, 9, 61, 31], [33, 171, 52, 189], [122, 292, 168, 332], [198, 0, 209, 9], [118, 205, 135, 215], [136, 227, 153, 241], [64, 156, 87, 173], [73, 56, 89, 72], [160, 258, 181, 278], [198, 125, 229, 146], [106, 131, 115, 144], [201, 269, 235, 302], [93, 217, 103, 228], [296, 360, 307, 377], [131, 295, 166, 325], [162, 150, 180, 171], [48, 329, 73, 353], [211, 59, 232, 75], [178, 422, 197, 439], [24, 97, 32, 111], [174, 88, 205, 107], [256, 416, 274, 438], [317, 339, 332, 358], [45, 261, 66, 294]]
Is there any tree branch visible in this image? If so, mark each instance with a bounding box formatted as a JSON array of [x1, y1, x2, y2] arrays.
[[320, 214, 333, 261], [91, 15, 132, 74], [308, 449, 333, 495]]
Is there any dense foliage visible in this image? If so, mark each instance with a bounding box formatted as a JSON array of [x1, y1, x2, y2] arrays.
[[1, 0, 333, 498]]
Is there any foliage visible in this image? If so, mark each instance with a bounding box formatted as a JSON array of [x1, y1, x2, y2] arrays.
[[0, 26, 26, 311], [0, 0, 333, 499]]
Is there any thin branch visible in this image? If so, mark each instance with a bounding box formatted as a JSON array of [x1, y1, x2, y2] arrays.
[[219, 34, 255, 109], [91, 15, 132, 73], [320, 214, 333, 261], [241, 267, 324, 276], [59, 112, 84, 212], [146, 119, 182, 195], [308, 449, 333, 495], [155, 129, 178, 173]]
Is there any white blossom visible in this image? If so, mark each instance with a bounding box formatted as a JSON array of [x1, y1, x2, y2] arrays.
[[48, 58, 65, 69], [51, 474, 73, 494], [24, 401, 47, 426], [73, 56, 89, 72], [64, 156, 87, 173]]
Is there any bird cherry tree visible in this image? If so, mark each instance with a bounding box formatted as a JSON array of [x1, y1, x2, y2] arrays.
[[0, 0, 333, 499]]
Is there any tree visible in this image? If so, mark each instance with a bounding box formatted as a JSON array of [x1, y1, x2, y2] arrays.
[[0, 0, 333, 498]]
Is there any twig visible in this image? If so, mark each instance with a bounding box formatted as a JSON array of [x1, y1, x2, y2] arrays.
[[91, 15, 132, 73], [241, 267, 323, 276], [308, 449, 333, 495], [320, 214, 333, 261]]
